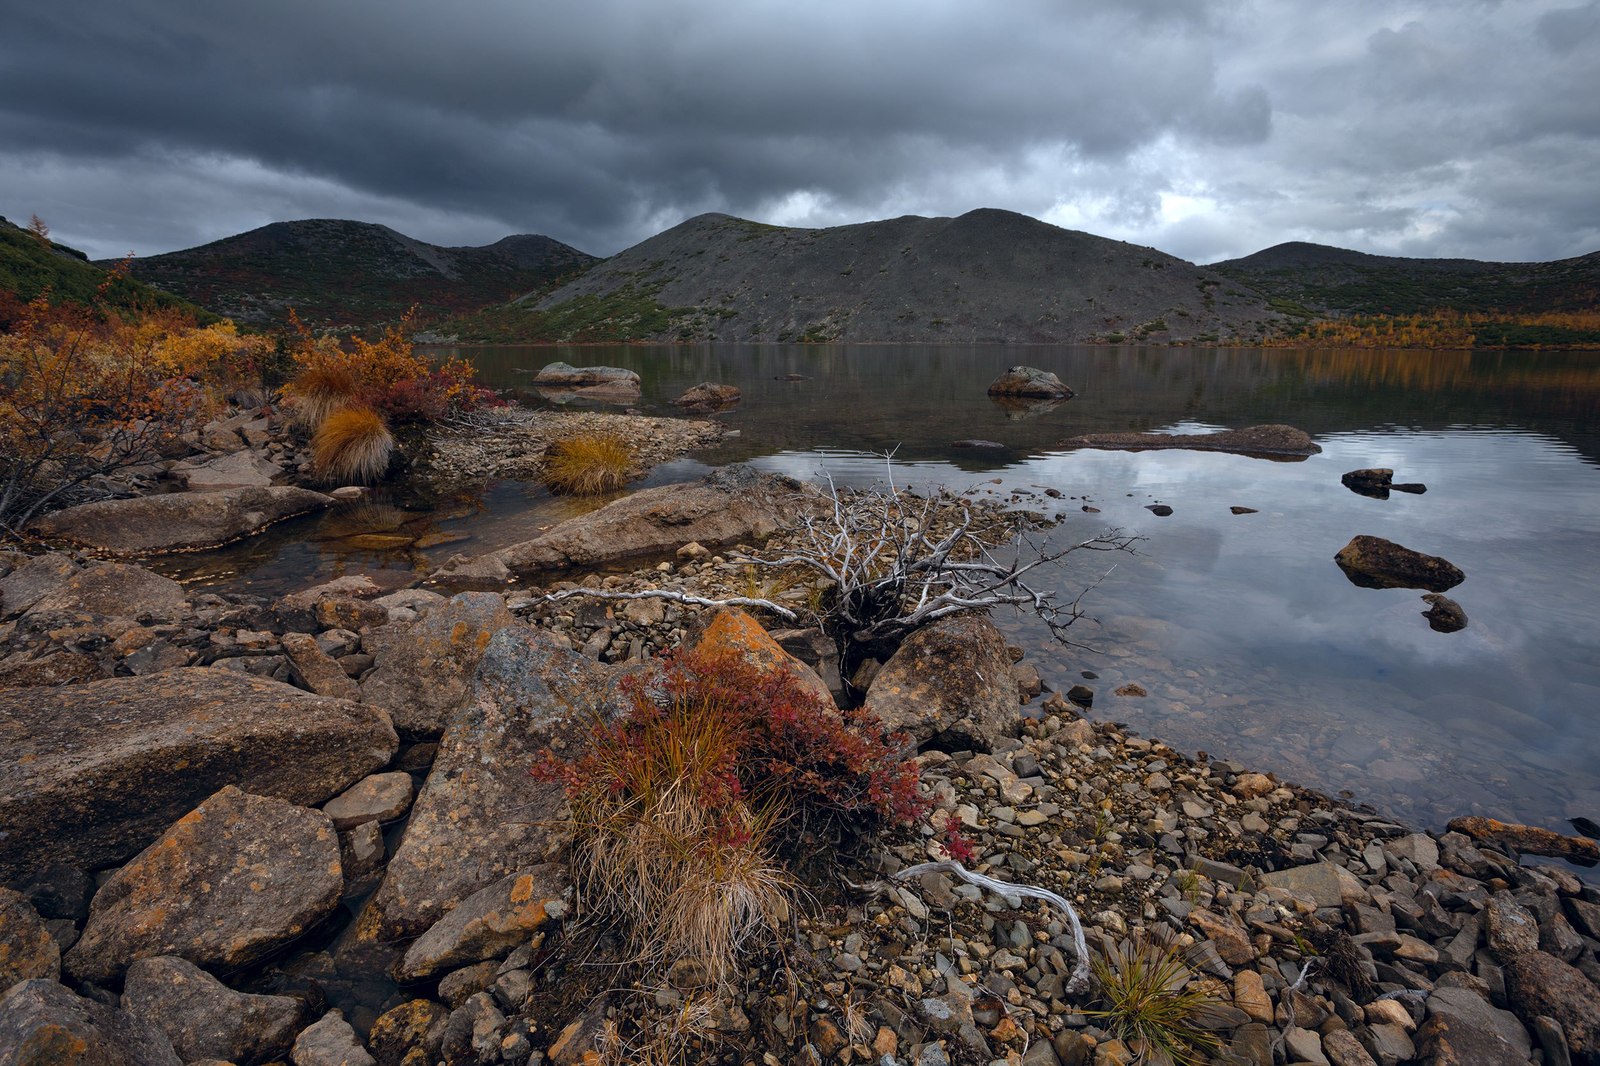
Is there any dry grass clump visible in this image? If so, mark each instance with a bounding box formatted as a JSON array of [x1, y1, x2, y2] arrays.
[[311, 405, 394, 484], [1084, 933, 1229, 1065], [285, 358, 362, 430], [540, 432, 634, 495]]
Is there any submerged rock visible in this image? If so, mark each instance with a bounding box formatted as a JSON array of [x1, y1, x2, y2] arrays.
[[65, 786, 344, 984], [864, 614, 1020, 751], [1422, 592, 1469, 632], [1335, 535, 1465, 592], [986, 366, 1073, 398], [671, 381, 741, 412], [0, 668, 396, 881], [1342, 467, 1394, 498], [1057, 424, 1322, 459], [30, 485, 333, 553]]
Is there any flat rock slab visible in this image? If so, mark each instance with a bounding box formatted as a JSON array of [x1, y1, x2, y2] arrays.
[[1335, 535, 1465, 592], [24, 561, 187, 622], [357, 626, 628, 941], [360, 591, 515, 737], [396, 864, 568, 981], [122, 955, 303, 1065], [1056, 424, 1322, 459], [0, 978, 181, 1066], [1259, 861, 1369, 909], [31, 485, 333, 553], [0, 668, 397, 882], [453, 469, 785, 581], [178, 449, 284, 491], [1446, 815, 1600, 865], [322, 771, 415, 830], [530, 361, 641, 388], [65, 786, 344, 984], [0, 552, 81, 618], [864, 613, 1019, 751]]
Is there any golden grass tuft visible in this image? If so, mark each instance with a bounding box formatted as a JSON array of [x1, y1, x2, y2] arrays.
[[540, 432, 634, 495], [1084, 933, 1229, 1065], [286, 360, 361, 430], [311, 406, 394, 484]]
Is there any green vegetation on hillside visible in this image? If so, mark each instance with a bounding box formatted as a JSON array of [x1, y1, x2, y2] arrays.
[[0, 215, 210, 322], [439, 282, 695, 343]]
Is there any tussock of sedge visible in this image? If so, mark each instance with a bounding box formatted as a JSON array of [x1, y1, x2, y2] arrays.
[[286, 361, 361, 429], [541, 432, 634, 495], [311, 406, 394, 484]]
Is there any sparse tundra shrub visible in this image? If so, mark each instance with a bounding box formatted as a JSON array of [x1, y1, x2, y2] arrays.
[[532, 645, 936, 992]]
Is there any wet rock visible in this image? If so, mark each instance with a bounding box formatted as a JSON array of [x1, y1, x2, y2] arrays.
[[1067, 684, 1095, 706], [1145, 503, 1173, 516], [396, 865, 568, 982], [1422, 593, 1468, 633], [456, 468, 786, 582], [358, 626, 627, 941], [986, 366, 1073, 398], [122, 954, 302, 1065], [65, 786, 344, 984], [368, 999, 448, 1066], [291, 1010, 375, 1066], [864, 613, 1020, 751], [1445, 815, 1600, 865], [31, 485, 333, 553], [0, 978, 181, 1066], [0, 887, 59, 985], [0, 668, 396, 881], [1057, 424, 1321, 459], [322, 772, 415, 830], [531, 361, 641, 389], [952, 439, 1005, 449], [1504, 951, 1599, 1059], [359, 592, 516, 737], [1342, 468, 1394, 498], [671, 381, 741, 411], [1334, 535, 1465, 592], [1230, 505, 1258, 514], [23, 561, 187, 622]]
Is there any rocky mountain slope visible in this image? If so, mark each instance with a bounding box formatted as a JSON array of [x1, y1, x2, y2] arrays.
[[1213, 241, 1600, 317], [0, 215, 205, 320], [462, 209, 1284, 344], [112, 219, 596, 331]]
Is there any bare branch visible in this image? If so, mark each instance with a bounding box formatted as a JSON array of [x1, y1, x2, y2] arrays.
[[540, 586, 800, 622]]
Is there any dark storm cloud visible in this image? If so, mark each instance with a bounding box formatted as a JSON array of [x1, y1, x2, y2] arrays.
[[0, 1, 1594, 263]]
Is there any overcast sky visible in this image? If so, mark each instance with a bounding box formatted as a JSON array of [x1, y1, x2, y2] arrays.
[[3, 1, 1597, 265]]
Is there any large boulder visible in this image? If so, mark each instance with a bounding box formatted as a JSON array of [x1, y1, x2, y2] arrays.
[[672, 381, 741, 412], [30, 486, 333, 553], [0, 979, 181, 1066], [530, 362, 641, 389], [357, 626, 627, 941], [864, 613, 1020, 751], [23, 561, 188, 623], [0, 668, 397, 881], [0, 553, 80, 618], [360, 592, 516, 737], [986, 366, 1073, 399], [122, 955, 303, 1065], [65, 786, 344, 984], [437, 469, 786, 583], [1335, 535, 1466, 592], [693, 608, 835, 708]]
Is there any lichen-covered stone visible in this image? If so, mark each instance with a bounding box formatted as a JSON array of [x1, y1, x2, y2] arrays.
[[360, 592, 514, 736], [0, 668, 396, 881], [322, 771, 415, 830], [357, 626, 627, 941], [122, 955, 302, 1065], [1334, 535, 1465, 592], [65, 786, 344, 984], [1504, 950, 1600, 1060], [367, 999, 448, 1066], [864, 613, 1020, 750], [693, 608, 834, 708], [0, 978, 181, 1066], [0, 887, 60, 986], [24, 561, 187, 622], [396, 865, 568, 981], [30, 485, 333, 553]]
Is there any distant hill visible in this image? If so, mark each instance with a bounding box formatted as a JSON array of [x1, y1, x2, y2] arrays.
[[1213, 241, 1600, 317], [113, 219, 597, 331], [451, 209, 1284, 344], [0, 215, 207, 320]]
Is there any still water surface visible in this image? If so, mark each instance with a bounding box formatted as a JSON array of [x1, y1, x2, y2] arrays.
[[160, 344, 1600, 836]]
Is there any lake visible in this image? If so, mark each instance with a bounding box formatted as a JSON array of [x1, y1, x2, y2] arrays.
[[158, 343, 1600, 839]]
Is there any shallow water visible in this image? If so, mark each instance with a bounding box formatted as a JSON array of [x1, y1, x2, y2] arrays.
[[154, 344, 1600, 837]]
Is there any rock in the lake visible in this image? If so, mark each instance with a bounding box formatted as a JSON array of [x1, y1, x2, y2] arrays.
[[671, 381, 741, 411], [122, 955, 303, 1065], [360, 592, 515, 736], [0, 978, 181, 1066], [1445, 816, 1600, 865], [30, 486, 333, 553], [64, 787, 344, 984], [0, 668, 396, 881], [1422, 593, 1468, 633], [0, 887, 60, 986], [530, 361, 641, 389], [1145, 503, 1173, 517], [23, 561, 188, 622], [864, 614, 1020, 751], [395, 865, 568, 982], [1342, 468, 1395, 498], [986, 366, 1074, 399], [449, 468, 785, 582], [1334, 535, 1465, 592], [357, 626, 627, 941]]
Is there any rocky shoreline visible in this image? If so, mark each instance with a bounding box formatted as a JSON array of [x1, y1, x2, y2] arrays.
[[3, 449, 1599, 1064]]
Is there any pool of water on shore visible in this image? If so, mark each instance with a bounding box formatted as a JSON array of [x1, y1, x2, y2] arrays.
[[150, 344, 1600, 839]]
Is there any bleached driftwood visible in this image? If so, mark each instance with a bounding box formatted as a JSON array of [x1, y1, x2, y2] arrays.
[[541, 586, 799, 621]]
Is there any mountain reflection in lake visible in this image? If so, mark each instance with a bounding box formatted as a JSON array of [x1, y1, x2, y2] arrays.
[[156, 344, 1600, 838]]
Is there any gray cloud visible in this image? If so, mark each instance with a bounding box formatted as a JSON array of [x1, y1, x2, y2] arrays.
[[1, 0, 1594, 265]]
